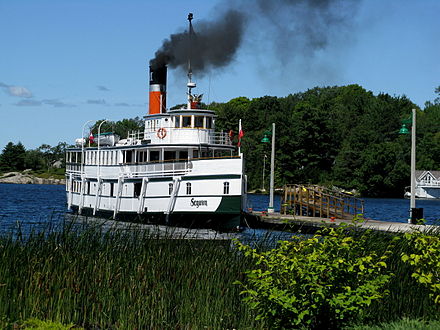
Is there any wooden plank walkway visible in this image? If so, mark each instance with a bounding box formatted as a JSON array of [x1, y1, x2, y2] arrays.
[[248, 212, 438, 234]]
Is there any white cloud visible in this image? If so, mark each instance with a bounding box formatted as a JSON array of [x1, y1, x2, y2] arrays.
[[15, 99, 42, 106], [42, 99, 75, 108], [87, 99, 107, 105], [8, 85, 33, 98], [0, 82, 33, 98], [97, 85, 110, 91]]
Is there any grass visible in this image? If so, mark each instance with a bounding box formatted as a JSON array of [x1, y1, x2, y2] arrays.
[[0, 219, 439, 329], [0, 220, 264, 329], [31, 168, 65, 180], [347, 318, 440, 330]]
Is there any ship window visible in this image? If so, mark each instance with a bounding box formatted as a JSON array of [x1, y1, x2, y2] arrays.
[[179, 151, 188, 160], [164, 151, 176, 161], [182, 116, 191, 128], [124, 150, 133, 163], [137, 150, 147, 163], [150, 150, 160, 162], [110, 182, 114, 197], [169, 183, 173, 195], [195, 116, 204, 128], [193, 150, 199, 159], [175, 116, 181, 128], [206, 117, 212, 129], [186, 182, 192, 195], [87, 181, 91, 195], [224, 182, 230, 195], [134, 182, 142, 198]]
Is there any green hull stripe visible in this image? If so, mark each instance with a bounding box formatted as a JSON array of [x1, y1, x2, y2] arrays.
[[215, 196, 242, 214]]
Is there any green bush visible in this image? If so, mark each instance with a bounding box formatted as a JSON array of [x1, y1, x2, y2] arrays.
[[235, 224, 395, 328], [20, 318, 78, 329], [401, 231, 440, 304]]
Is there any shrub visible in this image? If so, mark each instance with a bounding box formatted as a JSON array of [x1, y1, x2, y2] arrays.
[[401, 231, 440, 304], [234, 224, 395, 328]]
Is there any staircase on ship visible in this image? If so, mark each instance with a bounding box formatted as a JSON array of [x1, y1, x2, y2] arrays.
[[281, 184, 364, 220]]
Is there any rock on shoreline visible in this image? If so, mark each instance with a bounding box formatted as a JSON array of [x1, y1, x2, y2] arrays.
[[0, 171, 65, 185]]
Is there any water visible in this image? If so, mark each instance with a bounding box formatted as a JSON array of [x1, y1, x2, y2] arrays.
[[248, 193, 440, 224], [1, 183, 440, 238]]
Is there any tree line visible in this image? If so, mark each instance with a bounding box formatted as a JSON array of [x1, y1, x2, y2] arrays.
[[0, 142, 68, 173], [211, 84, 440, 197], [1, 86, 439, 197]]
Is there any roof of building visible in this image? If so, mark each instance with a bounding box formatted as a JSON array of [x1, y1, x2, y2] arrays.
[[416, 170, 440, 180]]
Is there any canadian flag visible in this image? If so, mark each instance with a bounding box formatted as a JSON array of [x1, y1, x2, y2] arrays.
[[238, 120, 244, 147], [89, 132, 94, 144]]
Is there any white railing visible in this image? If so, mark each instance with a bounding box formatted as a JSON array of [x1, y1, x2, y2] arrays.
[[418, 180, 440, 187], [208, 132, 233, 146], [67, 160, 193, 180], [119, 161, 192, 179], [127, 130, 145, 140]]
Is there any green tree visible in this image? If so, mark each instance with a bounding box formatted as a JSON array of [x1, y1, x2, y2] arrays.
[[0, 142, 26, 172]]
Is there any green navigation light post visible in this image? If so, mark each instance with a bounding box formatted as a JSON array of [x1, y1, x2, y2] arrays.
[[262, 123, 275, 213], [399, 108, 422, 224]]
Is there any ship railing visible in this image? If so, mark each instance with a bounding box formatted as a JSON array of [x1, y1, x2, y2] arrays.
[[208, 132, 233, 146], [119, 162, 191, 179], [127, 130, 145, 140]]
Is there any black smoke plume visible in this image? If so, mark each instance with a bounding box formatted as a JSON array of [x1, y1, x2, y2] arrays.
[[150, 9, 246, 72], [150, 0, 360, 75]]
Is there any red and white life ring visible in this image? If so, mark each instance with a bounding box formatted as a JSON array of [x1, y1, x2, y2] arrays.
[[157, 127, 167, 139]]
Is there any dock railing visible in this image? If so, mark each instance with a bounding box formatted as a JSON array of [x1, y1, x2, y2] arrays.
[[281, 184, 364, 220]]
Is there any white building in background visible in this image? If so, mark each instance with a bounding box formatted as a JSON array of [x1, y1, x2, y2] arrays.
[[405, 170, 440, 199]]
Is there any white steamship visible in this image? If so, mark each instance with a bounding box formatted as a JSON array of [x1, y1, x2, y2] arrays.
[[65, 16, 246, 228]]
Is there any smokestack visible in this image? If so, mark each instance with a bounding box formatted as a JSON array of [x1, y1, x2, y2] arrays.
[[149, 65, 167, 114]]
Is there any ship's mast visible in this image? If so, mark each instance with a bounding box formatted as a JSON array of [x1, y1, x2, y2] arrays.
[[187, 12, 196, 110]]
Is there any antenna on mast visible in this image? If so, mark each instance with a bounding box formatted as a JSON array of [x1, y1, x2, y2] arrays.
[[187, 12, 196, 109]]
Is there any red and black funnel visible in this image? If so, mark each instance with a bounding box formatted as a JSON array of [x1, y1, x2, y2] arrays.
[[149, 65, 167, 114]]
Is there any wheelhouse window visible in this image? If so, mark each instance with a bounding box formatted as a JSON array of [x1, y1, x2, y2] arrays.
[[186, 182, 192, 195], [206, 117, 212, 129], [182, 116, 192, 128], [175, 116, 181, 128], [223, 182, 230, 194], [194, 116, 204, 128]]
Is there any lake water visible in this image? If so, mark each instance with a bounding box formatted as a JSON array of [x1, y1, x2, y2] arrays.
[[1, 183, 439, 237]]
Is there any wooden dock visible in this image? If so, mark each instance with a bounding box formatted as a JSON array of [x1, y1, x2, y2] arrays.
[[246, 212, 438, 234], [281, 184, 364, 220]]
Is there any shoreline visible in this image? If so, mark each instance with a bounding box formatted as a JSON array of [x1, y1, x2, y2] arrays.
[[0, 171, 65, 185]]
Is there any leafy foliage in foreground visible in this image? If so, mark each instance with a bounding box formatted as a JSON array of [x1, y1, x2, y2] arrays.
[[234, 223, 395, 328], [16, 318, 78, 329], [401, 231, 440, 304]]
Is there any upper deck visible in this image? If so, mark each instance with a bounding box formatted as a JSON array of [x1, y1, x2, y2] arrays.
[[141, 108, 233, 147]]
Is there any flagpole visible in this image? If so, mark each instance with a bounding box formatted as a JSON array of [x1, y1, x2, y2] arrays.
[[238, 119, 242, 155]]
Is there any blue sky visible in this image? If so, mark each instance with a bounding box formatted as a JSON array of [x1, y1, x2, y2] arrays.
[[1, 0, 439, 149]]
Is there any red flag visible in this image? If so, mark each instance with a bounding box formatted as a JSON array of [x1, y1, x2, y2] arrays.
[[238, 129, 244, 147], [89, 132, 94, 144]]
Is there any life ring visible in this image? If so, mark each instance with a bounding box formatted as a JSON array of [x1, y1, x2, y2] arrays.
[[157, 127, 167, 139]]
